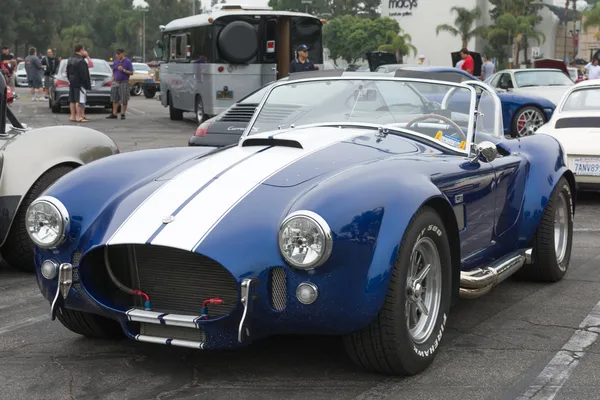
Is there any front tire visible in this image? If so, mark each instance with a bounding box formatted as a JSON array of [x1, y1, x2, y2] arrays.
[[2, 165, 76, 272], [143, 86, 156, 98], [168, 92, 183, 121], [511, 106, 546, 138], [515, 176, 573, 282], [343, 207, 452, 375], [131, 83, 142, 96], [56, 308, 125, 339]]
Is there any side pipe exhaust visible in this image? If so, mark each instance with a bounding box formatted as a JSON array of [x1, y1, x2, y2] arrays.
[[459, 248, 533, 299]]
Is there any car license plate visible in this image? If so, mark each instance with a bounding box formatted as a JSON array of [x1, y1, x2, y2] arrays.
[[216, 90, 233, 100], [573, 157, 600, 176]]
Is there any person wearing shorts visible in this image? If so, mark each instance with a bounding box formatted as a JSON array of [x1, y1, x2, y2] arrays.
[[66, 43, 91, 122], [24, 47, 44, 101], [107, 48, 133, 120]]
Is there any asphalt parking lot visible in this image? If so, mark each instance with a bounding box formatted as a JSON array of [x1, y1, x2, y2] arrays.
[[2, 88, 600, 400]]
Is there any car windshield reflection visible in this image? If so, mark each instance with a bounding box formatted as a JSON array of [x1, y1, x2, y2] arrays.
[[246, 78, 477, 151]]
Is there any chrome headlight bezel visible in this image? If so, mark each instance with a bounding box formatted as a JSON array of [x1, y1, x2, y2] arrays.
[[25, 196, 70, 249], [278, 210, 333, 270]]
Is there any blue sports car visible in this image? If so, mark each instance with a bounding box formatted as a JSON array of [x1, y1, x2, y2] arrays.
[[374, 65, 556, 137], [28, 71, 575, 376]]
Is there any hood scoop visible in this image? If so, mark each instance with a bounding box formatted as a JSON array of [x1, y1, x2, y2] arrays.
[[241, 137, 303, 149]]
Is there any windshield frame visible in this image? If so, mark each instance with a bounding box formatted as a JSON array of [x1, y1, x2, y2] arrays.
[[241, 75, 478, 156]]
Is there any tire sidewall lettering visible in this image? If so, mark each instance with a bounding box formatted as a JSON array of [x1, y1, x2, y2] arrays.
[[413, 313, 447, 358]]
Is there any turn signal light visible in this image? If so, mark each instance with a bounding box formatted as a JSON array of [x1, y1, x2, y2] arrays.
[[55, 79, 69, 87], [195, 121, 211, 136]]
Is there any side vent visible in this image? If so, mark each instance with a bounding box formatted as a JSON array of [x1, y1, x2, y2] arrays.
[[242, 138, 303, 148], [270, 267, 287, 311]]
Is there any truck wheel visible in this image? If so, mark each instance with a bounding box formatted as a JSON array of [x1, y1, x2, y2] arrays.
[[131, 83, 142, 96], [343, 207, 452, 375], [514, 176, 573, 282], [168, 92, 183, 120], [195, 95, 205, 124], [2, 165, 76, 272], [56, 307, 125, 339]]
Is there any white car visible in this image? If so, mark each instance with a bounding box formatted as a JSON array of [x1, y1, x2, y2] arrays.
[[485, 68, 574, 105], [15, 61, 46, 88], [536, 79, 600, 190]]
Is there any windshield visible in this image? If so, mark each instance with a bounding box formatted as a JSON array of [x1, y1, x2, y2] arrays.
[[561, 87, 600, 112], [568, 69, 578, 80], [247, 78, 477, 150], [58, 59, 112, 75], [134, 63, 150, 72], [514, 70, 574, 87]]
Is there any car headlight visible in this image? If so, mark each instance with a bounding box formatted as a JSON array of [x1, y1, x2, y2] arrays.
[[25, 196, 70, 249], [278, 210, 333, 270]]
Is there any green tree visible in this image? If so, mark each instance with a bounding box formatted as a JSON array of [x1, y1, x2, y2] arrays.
[[378, 30, 417, 63], [583, 2, 600, 39], [324, 16, 401, 64], [487, 14, 545, 65], [435, 6, 488, 49]]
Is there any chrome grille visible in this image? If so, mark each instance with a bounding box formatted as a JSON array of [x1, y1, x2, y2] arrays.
[[140, 323, 207, 343], [220, 103, 258, 122], [270, 267, 287, 311], [123, 245, 239, 316]]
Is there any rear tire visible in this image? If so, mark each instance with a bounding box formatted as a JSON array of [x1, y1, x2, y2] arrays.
[[56, 308, 125, 339], [51, 99, 61, 114], [143, 86, 156, 98], [168, 92, 183, 120], [514, 176, 573, 282], [2, 165, 76, 272], [343, 207, 452, 375]]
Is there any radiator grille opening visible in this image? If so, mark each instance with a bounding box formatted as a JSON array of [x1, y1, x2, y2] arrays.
[[270, 267, 287, 311], [81, 245, 239, 317], [140, 323, 207, 343]]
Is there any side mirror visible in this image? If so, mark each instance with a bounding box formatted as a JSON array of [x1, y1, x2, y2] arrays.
[[470, 141, 498, 163], [0, 72, 6, 135]]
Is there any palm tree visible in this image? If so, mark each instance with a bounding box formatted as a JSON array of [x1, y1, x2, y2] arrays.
[[487, 14, 545, 65], [378, 29, 417, 63], [435, 6, 488, 48]]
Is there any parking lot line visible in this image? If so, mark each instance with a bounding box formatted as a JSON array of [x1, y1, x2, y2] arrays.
[[516, 299, 600, 400]]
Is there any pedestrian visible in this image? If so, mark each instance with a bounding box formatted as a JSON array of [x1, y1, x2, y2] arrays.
[[290, 44, 316, 74], [41, 48, 59, 99], [584, 58, 600, 80], [1, 46, 17, 95], [24, 47, 44, 101], [459, 48, 474, 75], [66, 43, 91, 122], [107, 48, 133, 120], [81, 49, 94, 120], [481, 55, 495, 80]]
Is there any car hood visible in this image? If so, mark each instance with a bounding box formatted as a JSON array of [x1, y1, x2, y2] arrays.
[[512, 86, 571, 105]]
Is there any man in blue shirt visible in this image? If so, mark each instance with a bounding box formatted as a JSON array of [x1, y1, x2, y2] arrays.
[[290, 44, 316, 74], [107, 48, 134, 120]]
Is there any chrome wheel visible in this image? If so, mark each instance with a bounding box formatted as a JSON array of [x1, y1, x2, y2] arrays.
[[516, 108, 545, 137], [554, 191, 569, 268], [405, 237, 442, 344], [133, 83, 142, 96]]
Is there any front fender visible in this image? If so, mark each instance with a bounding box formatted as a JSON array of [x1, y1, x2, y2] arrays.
[[288, 159, 453, 329], [0, 126, 118, 246], [508, 133, 575, 246]]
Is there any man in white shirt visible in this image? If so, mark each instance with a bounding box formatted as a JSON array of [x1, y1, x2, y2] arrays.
[[585, 59, 600, 79], [455, 59, 464, 69], [481, 55, 495, 80]]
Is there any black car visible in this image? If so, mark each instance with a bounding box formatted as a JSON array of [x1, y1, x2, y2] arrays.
[[188, 81, 278, 147]]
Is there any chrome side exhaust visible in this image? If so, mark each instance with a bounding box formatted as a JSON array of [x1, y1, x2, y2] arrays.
[[459, 249, 533, 299]]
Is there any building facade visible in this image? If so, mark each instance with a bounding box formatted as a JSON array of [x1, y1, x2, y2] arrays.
[[380, 0, 561, 67]]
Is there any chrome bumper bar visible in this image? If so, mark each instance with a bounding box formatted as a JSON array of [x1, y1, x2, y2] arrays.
[[50, 263, 73, 320], [459, 249, 532, 299]]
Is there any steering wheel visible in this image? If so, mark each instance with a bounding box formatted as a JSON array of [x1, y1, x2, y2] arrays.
[[405, 113, 467, 141]]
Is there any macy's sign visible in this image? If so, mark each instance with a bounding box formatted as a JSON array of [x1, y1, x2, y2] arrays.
[[388, 0, 417, 9]]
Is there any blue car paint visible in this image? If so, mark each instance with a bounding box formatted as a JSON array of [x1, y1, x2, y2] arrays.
[[33, 127, 575, 346], [411, 67, 555, 135]]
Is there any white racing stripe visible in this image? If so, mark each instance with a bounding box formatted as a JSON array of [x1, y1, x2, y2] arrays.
[[107, 145, 267, 245], [151, 128, 364, 251]]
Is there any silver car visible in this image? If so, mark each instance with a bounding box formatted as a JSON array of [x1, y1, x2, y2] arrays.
[[15, 62, 46, 88], [49, 58, 113, 113], [0, 73, 119, 272]]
